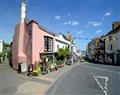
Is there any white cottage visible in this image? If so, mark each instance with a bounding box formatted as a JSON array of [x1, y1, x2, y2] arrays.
[[55, 33, 73, 52]]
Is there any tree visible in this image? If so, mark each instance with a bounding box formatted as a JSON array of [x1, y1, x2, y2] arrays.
[[56, 48, 64, 60], [64, 47, 69, 59], [56, 47, 69, 61], [3, 41, 10, 60]]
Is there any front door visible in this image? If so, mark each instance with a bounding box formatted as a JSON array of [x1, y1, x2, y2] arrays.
[[116, 54, 120, 65]]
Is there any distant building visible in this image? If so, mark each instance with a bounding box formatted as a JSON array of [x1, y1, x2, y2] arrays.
[[104, 22, 120, 65], [0, 40, 3, 53], [81, 50, 87, 57], [66, 32, 73, 43], [87, 38, 99, 61], [95, 36, 105, 63], [87, 22, 120, 65]]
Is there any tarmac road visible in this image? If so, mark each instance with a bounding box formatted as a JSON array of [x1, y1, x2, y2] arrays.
[[46, 62, 120, 95]]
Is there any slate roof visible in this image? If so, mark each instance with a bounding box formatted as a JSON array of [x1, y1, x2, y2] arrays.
[[105, 24, 120, 36]]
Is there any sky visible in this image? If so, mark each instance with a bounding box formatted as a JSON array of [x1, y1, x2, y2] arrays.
[[0, 0, 120, 50]]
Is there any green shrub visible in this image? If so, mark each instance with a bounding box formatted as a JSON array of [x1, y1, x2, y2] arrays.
[[56, 47, 69, 61], [56, 60, 63, 65]]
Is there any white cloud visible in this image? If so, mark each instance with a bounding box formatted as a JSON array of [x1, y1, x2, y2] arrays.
[[88, 21, 102, 27], [77, 30, 84, 34], [54, 15, 61, 20], [105, 12, 111, 16], [96, 30, 102, 33], [63, 22, 67, 25], [72, 21, 79, 26], [63, 21, 72, 25], [102, 12, 112, 20], [68, 21, 72, 24], [63, 20, 79, 26]]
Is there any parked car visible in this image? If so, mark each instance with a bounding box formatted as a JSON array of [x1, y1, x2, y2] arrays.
[[66, 59, 72, 65], [80, 59, 85, 62]]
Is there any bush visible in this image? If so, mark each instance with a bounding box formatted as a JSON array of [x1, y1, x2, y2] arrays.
[[56, 47, 69, 61], [56, 60, 63, 65]]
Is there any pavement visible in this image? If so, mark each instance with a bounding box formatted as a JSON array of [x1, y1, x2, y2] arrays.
[[0, 61, 75, 95], [46, 62, 120, 95]]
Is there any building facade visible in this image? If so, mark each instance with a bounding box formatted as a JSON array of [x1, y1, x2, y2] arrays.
[[95, 37, 105, 63], [55, 33, 71, 52], [104, 22, 120, 65], [12, 1, 56, 70], [87, 22, 120, 65], [0, 40, 3, 53], [87, 38, 99, 61], [11, 0, 76, 70]]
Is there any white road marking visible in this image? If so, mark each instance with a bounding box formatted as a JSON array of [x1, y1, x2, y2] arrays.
[[93, 76, 109, 95]]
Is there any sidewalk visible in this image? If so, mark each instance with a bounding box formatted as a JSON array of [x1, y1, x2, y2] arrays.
[[16, 65, 74, 95], [0, 62, 75, 95]]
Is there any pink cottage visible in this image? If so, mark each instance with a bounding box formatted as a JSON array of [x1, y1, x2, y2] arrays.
[[11, 0, 55, 70]]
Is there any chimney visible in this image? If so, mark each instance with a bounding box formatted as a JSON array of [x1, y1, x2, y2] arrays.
[[112, 22, 120, 29], [20, 0, 26, 23]]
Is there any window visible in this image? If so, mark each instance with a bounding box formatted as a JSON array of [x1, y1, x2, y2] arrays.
[[109, 36, 112, 41], [44, 36, 53, 52], [57, 45, 59, 50], [110, 44, 112, 50]]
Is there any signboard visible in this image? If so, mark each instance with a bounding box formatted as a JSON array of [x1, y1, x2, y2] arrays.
[[21, 63, 27, 73]]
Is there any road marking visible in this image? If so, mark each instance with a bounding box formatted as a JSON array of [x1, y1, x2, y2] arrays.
[[93, 76, 109, 95], [79, 64, 120, 74]]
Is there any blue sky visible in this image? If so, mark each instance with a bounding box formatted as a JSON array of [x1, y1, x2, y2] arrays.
[[0, 0, 120, 50]]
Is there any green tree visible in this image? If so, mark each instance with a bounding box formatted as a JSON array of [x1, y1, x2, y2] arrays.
[[56, 47, 69, 61], [3, 41, 10, 60], [64, 47, 69, 59]]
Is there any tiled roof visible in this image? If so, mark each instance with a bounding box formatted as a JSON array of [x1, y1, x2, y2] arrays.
[[27, 20, 56, 36]]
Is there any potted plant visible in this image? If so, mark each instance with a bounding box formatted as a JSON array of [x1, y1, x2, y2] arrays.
[[32, 61, 41, 76], [56, 60, 63, 68]]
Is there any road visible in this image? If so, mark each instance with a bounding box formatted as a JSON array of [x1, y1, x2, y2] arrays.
[[0, 61, 74, 95], [0, 62, 28, 95], [46, 62, 120, 95]]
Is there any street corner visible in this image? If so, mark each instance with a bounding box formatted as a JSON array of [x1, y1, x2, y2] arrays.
[[16, 81, 49, 95], [34, 76, 55, 82]]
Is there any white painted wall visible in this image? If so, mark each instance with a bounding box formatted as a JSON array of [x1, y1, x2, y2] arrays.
[[20, 1, 26, 22], [116, 31, 120, 50], [55, 40, 68, 51], [105, 33, 117, 53], [105, 31, 120, 63], [0, 40, 3, 53], [73, 44, 77, 53], [55, 34, 73, 52]]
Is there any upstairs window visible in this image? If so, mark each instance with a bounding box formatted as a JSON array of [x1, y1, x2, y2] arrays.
[[44, 36, 53, 52]]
